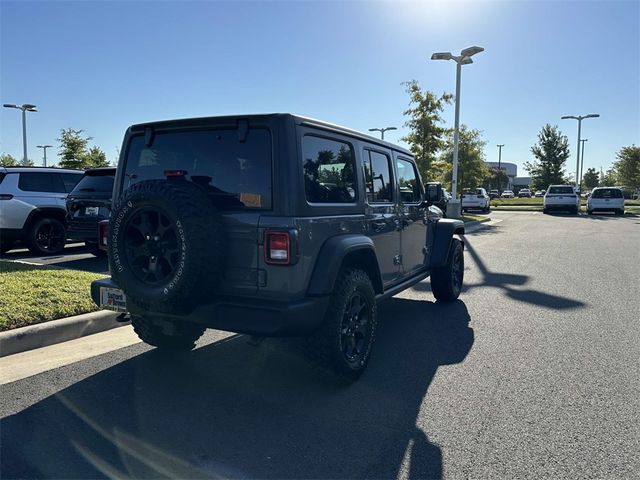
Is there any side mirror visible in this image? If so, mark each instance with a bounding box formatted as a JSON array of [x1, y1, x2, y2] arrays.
[[425, 183, 441, 205]]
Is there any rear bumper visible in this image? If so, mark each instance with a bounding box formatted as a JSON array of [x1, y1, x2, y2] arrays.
[[90, 278, 329, 337]]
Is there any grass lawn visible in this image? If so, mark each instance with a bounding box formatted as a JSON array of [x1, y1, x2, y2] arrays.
[[0, 261, 107, 331]]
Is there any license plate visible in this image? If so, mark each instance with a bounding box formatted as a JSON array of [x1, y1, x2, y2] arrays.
[[100, 287, 127, 312], [85, 207, 99, 215]]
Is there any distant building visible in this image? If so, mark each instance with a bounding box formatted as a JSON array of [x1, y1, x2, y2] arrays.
[[485, 161, 517, 189], [513, 177, 532, 189]]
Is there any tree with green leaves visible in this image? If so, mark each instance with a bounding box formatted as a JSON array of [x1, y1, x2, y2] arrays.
[[612, 145, 640, 189], [401, 80, 453, 181], [582, 168, 599, 190], [57, 128, 109, 169], [84, 146, 109, 168], [0, 153, 18, 166], [439, 125, 490, 192], [524, 124, 570, 190], [601, 168, 617, 186]]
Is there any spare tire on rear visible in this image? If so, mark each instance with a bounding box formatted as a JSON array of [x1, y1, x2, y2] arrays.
[[109, 179, 223, 313]]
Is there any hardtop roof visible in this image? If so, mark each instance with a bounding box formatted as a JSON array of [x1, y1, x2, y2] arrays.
[[127, 113, 413, 157]]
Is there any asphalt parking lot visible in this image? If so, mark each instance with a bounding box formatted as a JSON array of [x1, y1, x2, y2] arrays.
[[1, 243, 108, 274], [1, 211, 639, 479]]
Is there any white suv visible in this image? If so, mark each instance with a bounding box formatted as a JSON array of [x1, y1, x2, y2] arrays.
[[461, 188, 490, 213], [543, 185, 580, 214], [587, 187, 625, 215], [0, 167, 83, 254]]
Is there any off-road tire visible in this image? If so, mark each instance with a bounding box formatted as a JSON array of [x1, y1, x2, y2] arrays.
[[431, 239, 464, 302], [109, 179, 223, 314], [304, 268, 377, 382], [131, 315, 206, 351], [86, 241, 107, 257], [26, 217, 66, 255]]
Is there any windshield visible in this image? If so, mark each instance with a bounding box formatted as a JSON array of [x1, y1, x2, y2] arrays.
[[592, 188, 623, 198], [548, 186, 574, 194], [71, 173, 114, 193], [123, 128, 272, 209]]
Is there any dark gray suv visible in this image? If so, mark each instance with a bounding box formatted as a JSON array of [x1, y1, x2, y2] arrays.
[[91, 114, 465, 381]]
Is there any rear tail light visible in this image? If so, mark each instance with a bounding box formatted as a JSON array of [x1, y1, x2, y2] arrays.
[[264, 231, 295, 265], [0, 194, 13, 200], [98, 221, 109, 249]]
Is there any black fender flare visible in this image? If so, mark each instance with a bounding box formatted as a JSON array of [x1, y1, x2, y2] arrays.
[[429, 219, 465, 268], [307, 234, 383, 296], [24, 207, 68, 230]]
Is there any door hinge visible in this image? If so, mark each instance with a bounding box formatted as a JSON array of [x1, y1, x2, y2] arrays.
[[393, 254, 403, 266]]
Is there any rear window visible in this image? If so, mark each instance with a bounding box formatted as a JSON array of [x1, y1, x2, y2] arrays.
[[592, 188, 623, 198], [123, 128, 272, 209], [71, 173, 114, 194], [475, 189, 484, 195], [548, 186, 574, 194]]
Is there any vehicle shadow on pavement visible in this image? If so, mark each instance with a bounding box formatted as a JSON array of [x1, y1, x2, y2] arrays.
[[413, 239, 585, 311], [0, 299, 474, 480]]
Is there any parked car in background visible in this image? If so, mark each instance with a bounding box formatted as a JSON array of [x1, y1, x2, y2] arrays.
[[501, 190, 514, 198], [66, 167, 116, 256], [462, 187, 490, 212], [534, 190, 544, 197], [587, 187, 625, 215], [543, 185, 580, 214], [0, 166, 83, 254], [489, 189, 500, 199], [518, 189, 532, 198]]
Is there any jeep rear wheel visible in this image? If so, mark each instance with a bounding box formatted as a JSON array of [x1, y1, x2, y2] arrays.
[[431, 239, 464, 302], [305, 268, 377, 382], [26, 217, 66, 255], [131, 315, 206, 350], [109, 179, 223, 313]]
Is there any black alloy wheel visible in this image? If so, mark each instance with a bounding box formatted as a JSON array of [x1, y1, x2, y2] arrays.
[[28, 218, 66, 255], [124, 208, 181, 286], [340, 292, 372, 364]]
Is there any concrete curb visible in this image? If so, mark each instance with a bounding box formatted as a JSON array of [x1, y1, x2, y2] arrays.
[[462, 217, 492, 227], [0, 310, 129, 358]]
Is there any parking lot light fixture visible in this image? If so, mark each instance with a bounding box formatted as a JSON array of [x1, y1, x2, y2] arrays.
[[3, 103, 38, 163], [431, 45, 484, 218], [36, 145, 53, 167], [368, 126, 397, 140], [561, 114, 599, 190], [496, 144, 505, 194]]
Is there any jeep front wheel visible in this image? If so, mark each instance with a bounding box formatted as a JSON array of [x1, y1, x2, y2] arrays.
[[431, 239, 464, 302], [131, 315, 206, 351], [305, 268, 377, 382]]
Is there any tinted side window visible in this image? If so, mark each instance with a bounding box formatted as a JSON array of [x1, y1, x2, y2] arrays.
[[396, 159, 421, 203], [364, 150, 393, 203], [302, 135, 356, 204], [61, 173, 82, 193], [18, 172, 56, 192]]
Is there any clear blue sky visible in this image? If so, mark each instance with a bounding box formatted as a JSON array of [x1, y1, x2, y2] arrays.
[[1, 0, 639, 178]]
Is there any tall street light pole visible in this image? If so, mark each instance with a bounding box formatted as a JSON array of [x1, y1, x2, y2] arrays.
[[368, 126, 397, 140], [431, 46, 484, 218], [496, 144, 504, 194], [561, 113, 599, 191], [579, 138, 588, 193], [3, 103, 38, 164], [37, 144, 53, 167]]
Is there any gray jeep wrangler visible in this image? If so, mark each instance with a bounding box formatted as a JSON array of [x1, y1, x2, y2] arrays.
[[91, 114, 465, 381]]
